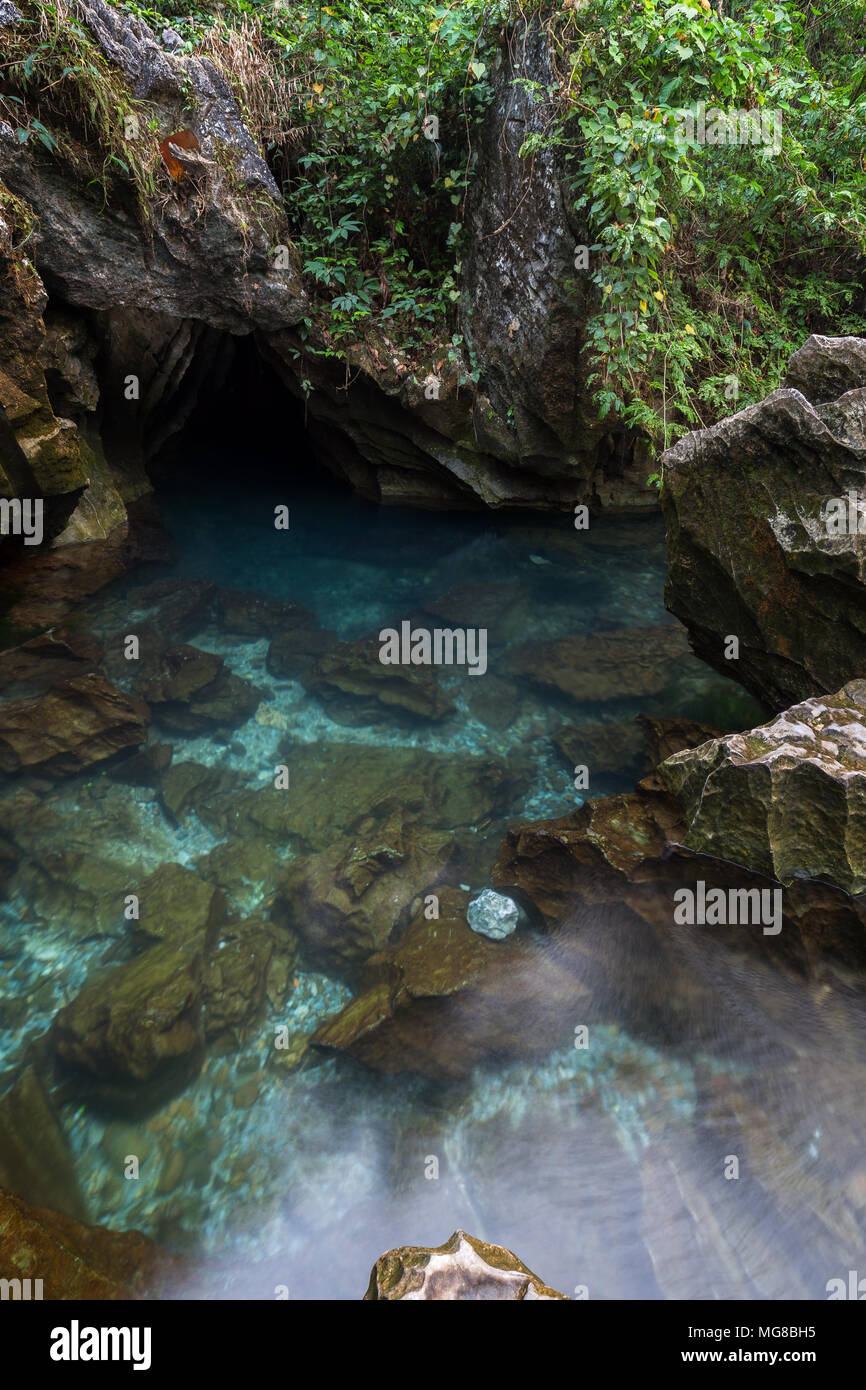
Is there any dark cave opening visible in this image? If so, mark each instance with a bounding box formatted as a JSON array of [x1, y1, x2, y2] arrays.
[[146, 332, 329, 495]]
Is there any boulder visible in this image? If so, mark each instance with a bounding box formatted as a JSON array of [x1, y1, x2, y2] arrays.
[[364, 1229, 569, 1300], [784, 334, 866, 405], [659, 679, 866, 895], [662, 335, 866, 710], [0, 672, 149, 777], [553, 718, 648, 779], [0, 627, 101, 694], [312, 888, 588, 1076], [266, 624, 339, 679]]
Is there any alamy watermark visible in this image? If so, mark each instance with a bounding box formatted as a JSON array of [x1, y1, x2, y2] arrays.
[[0, 497, 43, 545], [379, 621, 487, 676], [822, 492, 866, 535], [671, 100, 782, 156], [674, 881, 782, 936]]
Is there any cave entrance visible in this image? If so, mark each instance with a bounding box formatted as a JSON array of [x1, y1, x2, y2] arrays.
[[147, 333, 328, 495]]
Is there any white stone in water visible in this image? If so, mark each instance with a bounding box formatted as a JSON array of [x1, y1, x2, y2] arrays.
[[467, 889, 520, 941]]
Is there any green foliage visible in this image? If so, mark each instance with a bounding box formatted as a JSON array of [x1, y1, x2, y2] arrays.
[[538, 0, 866, 450], [0, 0, 160, 218], [119, 0, 506, 348]]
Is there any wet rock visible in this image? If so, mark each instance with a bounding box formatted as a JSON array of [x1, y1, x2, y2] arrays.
[[0, 3, 307, 336], [301, 635, 455, 723], [120, 578, 216, 645], [0, 672, 150, 777], [134, 644, 260, 734], [195, 835, 285, 909], [0, 628, 101, 694], [52, 942, 204, 1091], [266, 624, 339, 679], [217, 588, 314, 639], [0, 1068, 86, 1220], [784, 334, 866, 405], [509, 625, 692, 703], [659, 679, 866, 895], [364, 1229, 569, 1300], [135, 862, 226, 950], [636, 714, 724, 770], [0, 1185, 186, 1299], [202, 918, 296, 1041], [467, 888, 521, 940], [278, 812, 456, 968], [662, 335, 866, 710]]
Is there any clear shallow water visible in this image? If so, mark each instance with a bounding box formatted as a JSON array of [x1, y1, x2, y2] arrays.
[[2, 472, 865, 1300]]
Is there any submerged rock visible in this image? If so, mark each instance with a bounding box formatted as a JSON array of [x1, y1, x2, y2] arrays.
[[0, 672, 149, 777], [52, 942, 204, 1092], [277, 812, 456, 968], [301, 635, 455, 724], [509, 625, 691, 704], [217, 588, 314, 639], [312, 888, 586, 1077], [0, 1069, 86, 1221], [202, 917, 296, 1041], [0, 628, 101, 695], [466, 888, 521, 940], [659, 679, 866, 895], [134, 644, 260, 734], [553, 718, 648, 779], [266, 623, 338, 679], [662, 334, 866, 710], [364, 1229, 569, 1300], [134, 862, 225, 951]]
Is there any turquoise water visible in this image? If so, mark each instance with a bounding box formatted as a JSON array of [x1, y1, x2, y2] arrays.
[[3, 472, 864, 1300]]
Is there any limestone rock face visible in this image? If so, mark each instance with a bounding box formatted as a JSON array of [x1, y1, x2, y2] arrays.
[[364, 1230, 569, 1300], [0, 2, 307, 333], [0, 672, 150, 777], [661, 335, 866, 710], [0, 1184, 186, 1300], [659, 680, 866, 895], [262, 19, 650, 513], [784, 334, 866, 405]]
